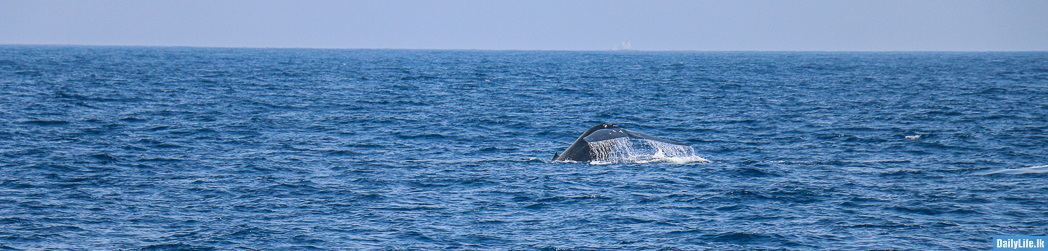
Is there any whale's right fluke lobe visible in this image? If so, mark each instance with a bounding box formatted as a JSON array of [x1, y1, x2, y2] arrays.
[[622, 130, 688, 146], [552, 124, 707, 164]]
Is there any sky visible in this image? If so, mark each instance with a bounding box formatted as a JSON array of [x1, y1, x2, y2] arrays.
[[1, 0, 1046, 51]]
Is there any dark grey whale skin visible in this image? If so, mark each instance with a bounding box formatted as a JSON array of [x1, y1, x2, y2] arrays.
[[551, 124, 688, 162], [552, 124, 618, 162]]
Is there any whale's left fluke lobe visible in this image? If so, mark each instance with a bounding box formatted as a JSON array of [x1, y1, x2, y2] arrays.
[[552, 124, 702, 163], [551, 124, 618, 162]]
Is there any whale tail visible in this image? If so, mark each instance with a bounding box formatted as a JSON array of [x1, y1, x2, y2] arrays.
[[552, 124, 707, 164]]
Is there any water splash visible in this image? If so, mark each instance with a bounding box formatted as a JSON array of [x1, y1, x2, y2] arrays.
[[587, 137, 709, 165], [974, 165, 1048, 175]]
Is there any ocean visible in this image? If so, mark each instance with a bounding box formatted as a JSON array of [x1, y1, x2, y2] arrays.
[[1, 45, 1047, 250]]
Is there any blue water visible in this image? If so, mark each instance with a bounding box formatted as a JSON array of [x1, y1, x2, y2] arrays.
[[2, 46, 1047, 250]]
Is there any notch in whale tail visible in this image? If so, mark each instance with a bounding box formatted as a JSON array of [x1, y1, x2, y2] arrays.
[[551, 124, 691, 162]]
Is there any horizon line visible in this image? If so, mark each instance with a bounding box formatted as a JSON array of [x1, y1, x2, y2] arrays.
[[3, 43, 1046, 53]]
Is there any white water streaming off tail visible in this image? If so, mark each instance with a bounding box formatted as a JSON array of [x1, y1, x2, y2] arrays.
[[587, 137, 709, 165], [974, 165, 1048, 175]]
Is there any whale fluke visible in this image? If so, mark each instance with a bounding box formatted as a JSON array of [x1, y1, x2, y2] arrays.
[[552, 124, 699, 163]]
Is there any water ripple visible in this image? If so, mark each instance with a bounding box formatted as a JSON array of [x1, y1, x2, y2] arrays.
[[1, 47, 1046, 250]]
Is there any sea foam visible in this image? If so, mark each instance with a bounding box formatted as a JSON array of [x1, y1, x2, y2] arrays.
[[587, 137, 709, 165]]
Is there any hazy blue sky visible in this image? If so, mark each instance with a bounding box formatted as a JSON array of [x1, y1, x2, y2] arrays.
[[2, 0, 1046, 51]]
